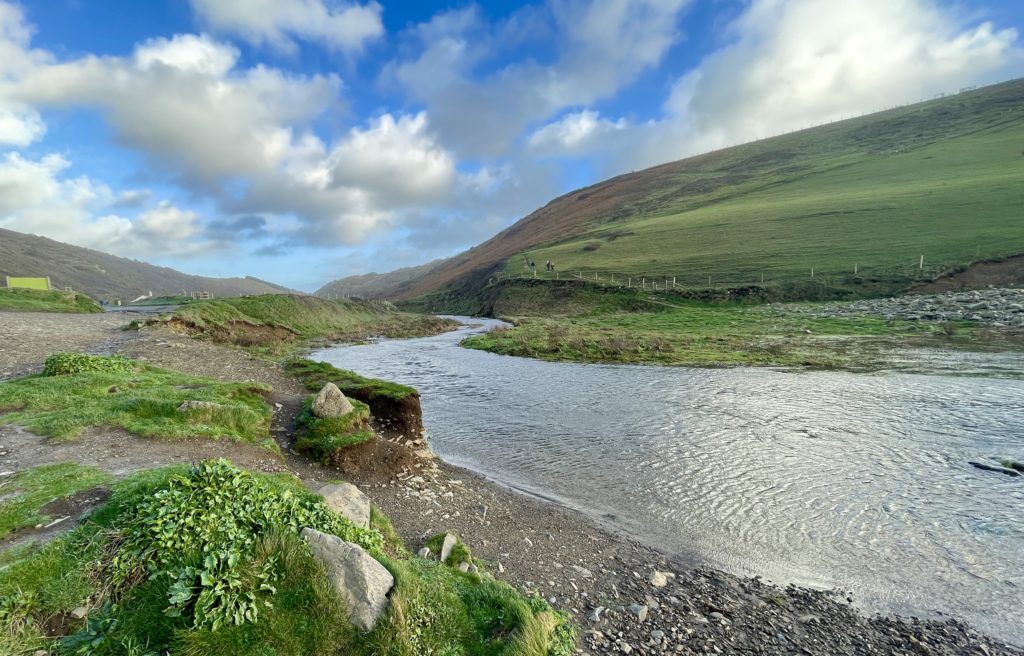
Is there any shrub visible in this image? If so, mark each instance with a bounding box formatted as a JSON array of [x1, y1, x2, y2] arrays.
[[109, 460, 384, 631], [43, 353, 135, 376]]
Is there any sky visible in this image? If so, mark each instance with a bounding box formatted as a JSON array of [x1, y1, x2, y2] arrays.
[[0, 0, 1021, 291]]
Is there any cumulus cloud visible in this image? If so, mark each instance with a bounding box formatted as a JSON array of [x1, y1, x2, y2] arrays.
[[644, 0, 1022, 166], [529, 109, 628, 155], [189, 0, 384, 53], [0, 151, 217, 257]]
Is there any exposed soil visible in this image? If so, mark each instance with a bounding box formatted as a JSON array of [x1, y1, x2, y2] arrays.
[[912, 254, 1024, 293], [0, 313, 1021, 654]]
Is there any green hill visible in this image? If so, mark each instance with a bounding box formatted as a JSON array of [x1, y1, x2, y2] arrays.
[[326, 78, 1024, 304], [0, 228, 295, 302]]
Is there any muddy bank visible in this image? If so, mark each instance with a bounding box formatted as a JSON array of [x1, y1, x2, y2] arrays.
[[0, 317, 1021, 654]]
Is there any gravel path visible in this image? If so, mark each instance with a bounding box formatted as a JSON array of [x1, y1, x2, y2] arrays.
[[0, 312, 1020, 655]]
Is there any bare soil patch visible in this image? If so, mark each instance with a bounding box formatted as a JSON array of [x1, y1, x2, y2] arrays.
[[913, 254, 1024, 293]]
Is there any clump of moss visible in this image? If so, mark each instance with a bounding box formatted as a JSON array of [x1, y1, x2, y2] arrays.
[[293, 395, 374, 463], [425, 532, 474, 568]]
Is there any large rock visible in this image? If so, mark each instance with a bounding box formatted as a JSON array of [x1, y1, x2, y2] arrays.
[[319, 483, 371, 528], [312, 383, 353, 418], [301, 528, 393, 631], [439, 532, 458, 563]]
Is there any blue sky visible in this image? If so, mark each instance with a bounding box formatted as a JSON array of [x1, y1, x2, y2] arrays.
[[0, 0, 1021, 291]]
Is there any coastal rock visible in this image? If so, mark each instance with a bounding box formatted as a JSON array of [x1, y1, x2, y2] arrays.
[[176, 400, 222, 412], [628, 604, 649, 622], [319, 482, 371, 528], [301, 528, 393, 631], [312, 383, 354, 418], [649, 570, 674, 588]]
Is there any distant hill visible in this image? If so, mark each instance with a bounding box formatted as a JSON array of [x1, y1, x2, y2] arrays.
[[316, 259, 445, 299], [0, 228, 295, 301], [322, 78, 1024, 302]]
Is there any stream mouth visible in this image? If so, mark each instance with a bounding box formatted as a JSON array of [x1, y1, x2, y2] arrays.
[[311, 317, 1024, 644]]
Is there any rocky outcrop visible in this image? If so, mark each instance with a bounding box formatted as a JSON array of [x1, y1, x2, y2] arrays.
[[319, 483, 371, 528], [301, 528, 393, 631], [312, 383, 354, 418]]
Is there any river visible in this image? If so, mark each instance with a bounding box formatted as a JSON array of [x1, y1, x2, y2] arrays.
[[310, 317, 1024, 643]]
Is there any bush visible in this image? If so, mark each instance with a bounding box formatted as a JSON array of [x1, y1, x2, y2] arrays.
[[43, 353, 134, 376]]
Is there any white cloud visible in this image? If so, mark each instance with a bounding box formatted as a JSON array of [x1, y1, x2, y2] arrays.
[[529, 109, 628, 154], [134, 33, 239, 76], [189, 0, 384, 53], [0, 103, 43, 145], [653, 0, 1021, 163]]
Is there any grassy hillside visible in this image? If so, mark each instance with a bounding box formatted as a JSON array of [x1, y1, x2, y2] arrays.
[[163, 294, 457, 351], [374, 78, 1024, 302], [317, 258, 445, 299], [0, 287, 103, 313], [0, 228, 294, 302]]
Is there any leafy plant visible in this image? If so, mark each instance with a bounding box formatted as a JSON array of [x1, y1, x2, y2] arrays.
[[43, 353, 135, 376], [109, 460, 385, 631]]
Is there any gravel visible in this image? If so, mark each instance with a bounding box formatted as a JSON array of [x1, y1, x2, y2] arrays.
[[780, 288, 1024, 326]]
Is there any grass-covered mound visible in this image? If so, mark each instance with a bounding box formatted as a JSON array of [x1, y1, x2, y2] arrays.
[[288, 360, 425, 440], [461, 299, 965, 369], [0, 353, 273, 447], [164, 294, 457, 351], [294, 395, 375, 463], [0, 460, 575, 655], [0, 463, 111, 540], [0, 287, 103, 313]]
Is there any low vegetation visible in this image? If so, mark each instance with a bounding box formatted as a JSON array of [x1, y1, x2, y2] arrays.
[[163, 294, 458, 352], [288, 359, 417, 402], [0, 353, 273, 447], [294, 395, 375, 462], [0, 460, 574, 655], [0, 287, 103, 314], [0, 463, 111, 540], [462, 295, 973, 369]]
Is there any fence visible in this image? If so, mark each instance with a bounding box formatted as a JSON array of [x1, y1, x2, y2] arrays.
[[488, 253, 998, 293]]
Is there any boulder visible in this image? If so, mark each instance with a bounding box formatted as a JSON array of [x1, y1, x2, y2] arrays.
[[301, 528, 393, 631], [177, 400, 222, 412], [439, 532, 458, 563], [319, 483, 371, 528], [312, 383, 354, 418], [649, 570, 674, 588]]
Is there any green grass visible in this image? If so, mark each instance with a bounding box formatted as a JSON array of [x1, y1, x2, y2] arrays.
[[0, 354, 274, 447], [293, 395, 374, 463], [0, 287, 103, 313], [0, 461, 575, 656], [462, 298, 976, 369], [488, 81, 1024, 297], [0, 464, 111, 539], [287, 359, 417, 401], [165, 294, 458, 352]]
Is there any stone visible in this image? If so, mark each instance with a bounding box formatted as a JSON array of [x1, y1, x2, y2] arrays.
[[589, 606, 605, 622], [628, 604, 648, 622], [649, 570, 674, 587], [572, 565, 594, 578], [318, 483, 371, 528], [417, 547, 431, 559], [440, 532, 458, 563], [177, 400, 222, 412], [70, 606, 88, 620], [968, 461, 1020, 477], [311, 382, 354, 419], [301, 528, 394, 631], [458, 561, 471, 573]]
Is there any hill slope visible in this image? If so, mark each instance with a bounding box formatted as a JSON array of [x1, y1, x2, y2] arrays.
[[325, 78, 1023, 302], [0, 228, 294, 301], [316, 259, 444, 299]]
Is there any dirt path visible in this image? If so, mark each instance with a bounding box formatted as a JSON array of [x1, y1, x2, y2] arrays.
[[0, 315, 1019, 655]]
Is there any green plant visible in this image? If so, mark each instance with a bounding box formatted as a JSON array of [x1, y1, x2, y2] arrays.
[[293, 395, 374, 462], [43, 353, 135, 376], [108, 460, 384, 631]]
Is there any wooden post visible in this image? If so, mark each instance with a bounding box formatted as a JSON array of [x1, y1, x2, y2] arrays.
[[811, 268, 814, 278]]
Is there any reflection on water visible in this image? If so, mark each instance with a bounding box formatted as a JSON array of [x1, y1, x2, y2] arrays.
[[311, 318, 1024, 643]]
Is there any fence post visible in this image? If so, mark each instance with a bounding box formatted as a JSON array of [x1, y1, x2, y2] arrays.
[[919, 255, 924, 270], [642, 277, 646, 290], [628, 278, 631, 288]]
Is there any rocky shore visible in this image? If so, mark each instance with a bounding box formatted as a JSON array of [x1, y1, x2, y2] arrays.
[[1, 311, 1022, 655], [779, 288, 1024, 326]]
